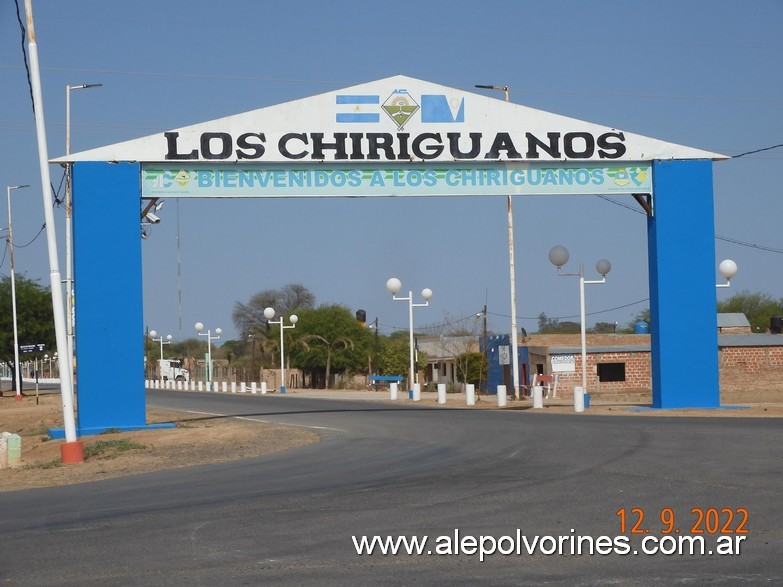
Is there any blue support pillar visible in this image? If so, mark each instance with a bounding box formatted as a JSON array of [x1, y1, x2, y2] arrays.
[[648, 160, 719, 408], [58, 161, 159, 436]]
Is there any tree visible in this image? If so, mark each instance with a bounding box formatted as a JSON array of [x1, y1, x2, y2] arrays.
[[455, 352, 488, 385], [0, 275, 55, 392], [537, 312, 580, 334], [377, 335, 426, 379], [232, 283, 315, 337], [288, 304, 371, 388], [440, 312, 483, 389], [590, 321, 618, 334], [717, 290, 783, 332]]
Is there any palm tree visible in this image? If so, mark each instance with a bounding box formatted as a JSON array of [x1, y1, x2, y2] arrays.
[[307, 335, 354, 388]]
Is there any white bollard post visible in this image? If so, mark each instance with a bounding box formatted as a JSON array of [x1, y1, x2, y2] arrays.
[[390, 382, 398, 400], [574, 386, 585, 413], [190, 381, 195, 391], [2, 433, 21, 468], [466, 383, 475, 406], [412, 383, 421, 401], [497, 384, 507, 407], [231, 381, 237, 394], [0, 433, 8, 469], [261, 381, 267, 394], [240, 382, 246, 393], [533, 385, 544, 409], [177, 380, 182, 390], [222, 381, 228, 393], [197, 381, 203, 392], [437, 383, 446, 404], [251, 382, 257, 394]]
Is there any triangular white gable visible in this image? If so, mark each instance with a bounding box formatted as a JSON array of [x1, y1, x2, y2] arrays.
[[54, 74, 726, 163]]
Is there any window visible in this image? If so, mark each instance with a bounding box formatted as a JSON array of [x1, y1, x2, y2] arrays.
[[597, 362, 625, 382]]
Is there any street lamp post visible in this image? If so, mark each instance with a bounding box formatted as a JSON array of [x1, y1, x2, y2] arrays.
[[716, 259, 738, 288], [7, 184, 30, 401], [264, 308, 298, 394], [149, 330, 172, 382], [386, 278, 432, 399], [195, 323, 221, 387], [65, 82, 102, 398], [263, 308, 298, 394], [474, 84, 522, 400], [548, 245, 612, 398]]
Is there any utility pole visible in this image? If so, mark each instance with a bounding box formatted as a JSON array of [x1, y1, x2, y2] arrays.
[[25, 0, 81, 462]]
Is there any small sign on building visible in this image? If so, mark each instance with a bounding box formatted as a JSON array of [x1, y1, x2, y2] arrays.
[[19, 343, 45, 353], [551, 354, 576, 373], [498, 345, 510, 365]]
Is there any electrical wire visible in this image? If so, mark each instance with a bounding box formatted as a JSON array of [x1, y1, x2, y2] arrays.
[[486, 297, 650, 322], [596, 195, 783, 254], [3, 63, 783, 106], [379, 310, 483, 334], [13, 224, 46, 248], [52, 168, 66, 207], [732, 143, 783, 159], [13, 0, 34, 114], [0, 240, 9, 270]]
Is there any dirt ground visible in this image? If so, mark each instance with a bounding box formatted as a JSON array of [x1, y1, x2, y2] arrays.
[[0, 393, 319, 493], [1, 389, 781, 493]]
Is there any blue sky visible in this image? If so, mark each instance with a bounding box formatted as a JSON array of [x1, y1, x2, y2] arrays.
[[1, 0, 781, 342]]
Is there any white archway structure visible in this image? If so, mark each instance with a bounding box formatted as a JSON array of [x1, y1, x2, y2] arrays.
[[54, 75, 725, 435]]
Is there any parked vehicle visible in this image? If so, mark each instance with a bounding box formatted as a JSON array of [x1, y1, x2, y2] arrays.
[[158, 359, 189, 382]]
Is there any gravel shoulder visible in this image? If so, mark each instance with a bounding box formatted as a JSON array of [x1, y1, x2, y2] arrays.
[[0, 393, 319, 492]]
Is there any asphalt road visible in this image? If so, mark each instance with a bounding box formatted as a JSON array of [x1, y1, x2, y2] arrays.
[[1, 390, 780, 585]]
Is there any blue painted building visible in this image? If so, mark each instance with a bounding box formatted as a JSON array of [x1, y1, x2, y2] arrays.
[[482, 335, 529, 395]]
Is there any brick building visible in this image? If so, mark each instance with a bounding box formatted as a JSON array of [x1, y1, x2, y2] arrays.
[[524, 334, 651, 399], [485, 327, 783, 403], [719, 334, 783, 403]]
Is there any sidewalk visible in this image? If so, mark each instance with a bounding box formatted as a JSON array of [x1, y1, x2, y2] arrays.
[[264, 388, 783, 417]]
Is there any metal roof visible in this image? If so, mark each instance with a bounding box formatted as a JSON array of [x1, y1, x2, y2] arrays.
[[717, 313, 751, 328]]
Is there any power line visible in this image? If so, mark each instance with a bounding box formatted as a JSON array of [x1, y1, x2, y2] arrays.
[[732, 143, 783, 158], [0, 240, 8, 270], [596, 195, 783, 254], [12, 0, 34, 114], [3, 63, 783, 106], [501, 86, 783, 106], [13, 224, 46, 248], [487, 297, 650, 322], [379, 311, 482, 334], [714, 235, 783, 254], [0, 64, 349, 87]]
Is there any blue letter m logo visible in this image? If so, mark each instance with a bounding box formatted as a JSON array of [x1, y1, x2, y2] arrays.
[[421, 95, 465, 123]]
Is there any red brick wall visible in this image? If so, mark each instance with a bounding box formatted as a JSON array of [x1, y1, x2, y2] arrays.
[[720, 346, 783, 372], [719, 346, 783, 401], [550, 351, 651, 398], [526, 336, 783, 401]]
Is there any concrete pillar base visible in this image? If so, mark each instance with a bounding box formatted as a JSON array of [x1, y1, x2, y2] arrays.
[[61, 441, 85, 464]]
